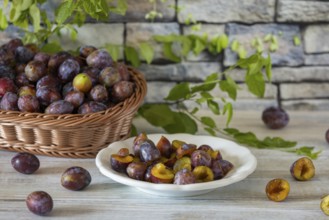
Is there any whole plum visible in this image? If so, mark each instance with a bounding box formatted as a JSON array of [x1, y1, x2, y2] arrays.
[[36, 87, 62, 106], [61, 166, 92, 191], [17, 95, 40, 112], [126, 162, 148, 180], [89, 84, 108, 102], [11, 152, 40, 174], [61, 82, 74, 97], [139, 139, 161, 163], [45, 100, 74, 114], [26, 191, 53, 216], [48, 51, 71, 74], [115, 62, 130, 81], [24, 60, 47, 82], [15, 46, 35, 63], [211, 160, 225, 180], [79, 45, 97, 58], [99, 66, 121, 88], [15, 72, 31, 87], [0, 64, 15, 79], [15, 63, 27, 74], [0, 77, 17, 97], [36, 75, 62, 91], [4, 38, 23, 54], [326, 129, 329, 144], [33, 52, 50, 63], [173, 168, 196, 185], [18, 85, 36, 97], [262, 106, 289, 129], [0, 48, 14, 66], [58, 58, 80, 83], [72, 73, 92, 93], [111, 81, 134, 103], [64, 90, 85, 108], [0, 92, 18, 111], [77, 101, 107, 114], [82, 66, 100, 86], [191, 150, 212, 168], [86, 49, 113, 69]]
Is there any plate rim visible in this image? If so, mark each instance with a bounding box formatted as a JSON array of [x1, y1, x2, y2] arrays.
[[95, 133, 257, 193]]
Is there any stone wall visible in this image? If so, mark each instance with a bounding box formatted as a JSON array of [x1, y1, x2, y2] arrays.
[[1, 0, 329, 111]]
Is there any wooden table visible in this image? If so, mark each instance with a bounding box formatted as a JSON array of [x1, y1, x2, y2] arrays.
[[1, 111, 328, 219]]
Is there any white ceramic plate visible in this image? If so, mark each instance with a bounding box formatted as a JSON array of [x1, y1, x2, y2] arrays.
[[95, 133, 257, 197]]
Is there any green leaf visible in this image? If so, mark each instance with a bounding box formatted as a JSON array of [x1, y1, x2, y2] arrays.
[[138, 104, 176, 127], [165, 82, 190, 101], [201, 116, 216, 128], [191, 73, 218, 93], [162, 42, 181, 63], [204, 127, 216, 136], [190, 107, 199, 115], [238, 46, 247, 59], [153, 34, 177, 43], [56, 0, 74, 25], [231, 40, 239, 52], [219, 34, 229, 49], [207, 100, 220, 115], [0, 9, 8, 30], [264, 34, 272, 42], [245, 71, 265, 98], [40, 42, 63, 54], [223, 102, 233, 126], [193, 38, 206, 55], [236, 53, 259, 69], [219, 75, 238, 100], [10, 3, 21, 22], [29, 4, 41, 32], [4, 0, 9, 7], [105, 44, 120, 62], [293, 35, 301, 46], [262, 137, 296, 149], [289, 147, 321, 159], [139, 42, 154, 64], [265, 53, 272, 81], [124, 46, 140, 67], [181, 37, 192, 57], [163, 112, 197, 134], [21, 0, 33, 11]]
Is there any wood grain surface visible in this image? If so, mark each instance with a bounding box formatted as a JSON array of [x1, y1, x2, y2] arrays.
[[0, 111, 328, 220]]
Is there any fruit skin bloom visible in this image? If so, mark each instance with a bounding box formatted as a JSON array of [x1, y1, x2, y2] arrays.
[[262, 106, 289, 129]]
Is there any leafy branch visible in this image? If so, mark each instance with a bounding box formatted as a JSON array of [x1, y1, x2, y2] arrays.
[[0, 0, 128, 45], [137, 53, 321, 159]]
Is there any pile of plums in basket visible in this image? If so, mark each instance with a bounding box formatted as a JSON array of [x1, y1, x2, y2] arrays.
[[0, 38, 134, 114], [110, 133, 234, 185]]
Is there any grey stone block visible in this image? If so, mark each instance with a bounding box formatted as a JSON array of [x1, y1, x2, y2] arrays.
[[228, 67, 329, 83], [144, 81, 176, 103], [126, 23, 180, 61], [49, 23, 125, 57], [0, 25, 24, 45], [304, 25, 329, 53], [282, 99, 329, 111], [138, 62, 221, 82], [280, 83, 329, 99], [271, 67, 329, 82], [277, 0, 329, 22], [110, 0, 175, 22], [41, 0, 176, 22], [305, 53, 329, 66], [224, 23, 304, 67], [178, 0, 275, 23]]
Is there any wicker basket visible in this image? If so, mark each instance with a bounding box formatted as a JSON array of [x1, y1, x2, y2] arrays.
[[0, 67, 147, 158]]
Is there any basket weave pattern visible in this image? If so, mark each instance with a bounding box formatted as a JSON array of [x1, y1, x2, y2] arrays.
[[0, 68, 147, 158]]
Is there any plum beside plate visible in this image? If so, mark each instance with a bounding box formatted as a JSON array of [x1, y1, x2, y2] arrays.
[[95, 133, 257, 197]]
